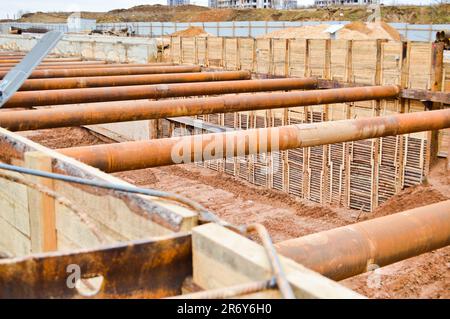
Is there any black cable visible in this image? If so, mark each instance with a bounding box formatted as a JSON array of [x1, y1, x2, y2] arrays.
[[0, 162, 218, 219]]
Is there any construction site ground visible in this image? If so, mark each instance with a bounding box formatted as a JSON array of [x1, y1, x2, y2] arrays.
[[5, 4, 449, 24], [18, 126, 450, 299]]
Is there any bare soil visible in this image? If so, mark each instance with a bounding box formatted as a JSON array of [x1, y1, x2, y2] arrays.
[[21, 127, 450, 299], [10, 4, 450, 24]]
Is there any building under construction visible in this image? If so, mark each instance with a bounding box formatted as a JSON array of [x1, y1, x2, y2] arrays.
[[0, 29, 448, 299]]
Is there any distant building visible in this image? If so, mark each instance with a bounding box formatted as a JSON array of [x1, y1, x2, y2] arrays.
[[167, 0, 190, 6], [211, 0, 296, 9], [314, 0, 374, 7]]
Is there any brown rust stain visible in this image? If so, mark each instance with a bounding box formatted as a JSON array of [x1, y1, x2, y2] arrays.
[[0, 233, 192, 299]]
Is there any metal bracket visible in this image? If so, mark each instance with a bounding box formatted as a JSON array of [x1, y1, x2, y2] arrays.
[[0, 31, 63, 108]]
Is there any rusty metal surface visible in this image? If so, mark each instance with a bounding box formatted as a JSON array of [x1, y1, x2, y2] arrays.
[[0, 84, 400, 131], [0, 65, 201, 80], [3, 77, 318, 108], [0, 61, 107, 69], [275, 200, 450, 281], [16, 70, 251, 91], [58, 108, 450, 173], [0, 62, 177, 72], [0, 233, 192, 299], [0, 57, 82, 63]]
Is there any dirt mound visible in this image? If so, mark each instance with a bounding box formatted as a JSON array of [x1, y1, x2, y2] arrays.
[[259, 24, 331, 39], [338, 21, 402, 40], [15, 4, 450, 24], [171, 26, 211, 37], [261, 21, 403, 40]]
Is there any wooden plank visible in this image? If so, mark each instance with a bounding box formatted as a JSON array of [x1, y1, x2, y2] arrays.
[[0, 216, 31, 257], [0, 169, 30, 237], [0, 128, 198, 239], [400, 89, 450, 104], [192, 223, 364, 299], [25, 152, 57, 253]]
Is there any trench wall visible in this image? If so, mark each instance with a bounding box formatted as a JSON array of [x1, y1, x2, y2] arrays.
[[0, 34, 158, 63], [0, 129, 196, 258], [167, 37, 448, 212]]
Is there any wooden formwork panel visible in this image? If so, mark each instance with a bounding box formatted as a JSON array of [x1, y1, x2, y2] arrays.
[[181, 37, 196, 64], [224, 38, 238, 70], [238, 38, 254, 71], [170, 37, 181, 63], [255, 38, 271, 75], [308, 39, 327, 78], [438, 125, 450, 157], [351, 40, 378, 85], [378, 135, 401, 205], [381, 41, 403, 85], [330, 39, 348, 82], [288, 39, 307, 77], [407, 42, 433, 89], [286, 110, 305, 197], [196, 37, 207, 66], [438, 63, 450, 157], [328, 143, 346, 206], [206, 37, 223, 67], [272, 39, 288, 77], [403, 136, 427, 187], [348, 140, 374, 211], [166, 36, 438, 212]]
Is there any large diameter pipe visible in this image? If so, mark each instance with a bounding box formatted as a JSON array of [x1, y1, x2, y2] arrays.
[[0, 62, 177, 72], [0, 57, 82, 63], [0, 65, 201, 80], [1, 85, 396, 131], [3, 78, 318, 108], [17, 70, 251, 91], [58, 108, 450, 173], [0, 61, 107, 68], [275, 200, 450, 281]]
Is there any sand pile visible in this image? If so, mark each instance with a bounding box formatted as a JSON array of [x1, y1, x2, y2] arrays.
[[171, 26, 211, 37], [260, 22, 402, 41], [259, 24, 331, 39], [338, 21, 402, 41]]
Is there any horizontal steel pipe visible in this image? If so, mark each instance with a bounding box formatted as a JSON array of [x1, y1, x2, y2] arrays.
[[0, 53, 27, 57], [0, 65, 201, 80], [1, 85, 397, 131], [3, 77, 318, 108], [0, 62, 176, 72], [0, 57, 82, 63], [17, 70, 251, 91], [275, 200, 450, 281], [0, 61, 107, 68], [58, 108, 450, 173]]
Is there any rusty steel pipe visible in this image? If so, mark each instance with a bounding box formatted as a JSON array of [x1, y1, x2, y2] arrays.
[[17, 70, 251, 91], [275, 200, 450, 281], [0, 62, 177, 72], [3, 77, 317, 108], [0, 85, 397, 131], [0, 53, 27, 57], [0, 61, 107, 68], [0, 57, 82, 63], [0, 65, 201, 80], [58, 108, 450, 173]]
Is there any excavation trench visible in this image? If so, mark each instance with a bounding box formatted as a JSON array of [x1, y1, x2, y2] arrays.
[[18, 126, 450, 299]]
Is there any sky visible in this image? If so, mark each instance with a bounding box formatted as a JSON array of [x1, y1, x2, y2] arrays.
[[0, 0, 438, 20]]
